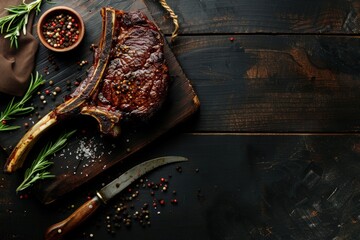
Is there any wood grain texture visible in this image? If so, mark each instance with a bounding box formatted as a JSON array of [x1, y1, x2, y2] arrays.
[[1, 0, 360, 239], [170, 35, 360, 132], [3, 35, 360, 140], [2, 134, 360, 239], [1, 2, 360, 138], [146, 0, 360, 34]]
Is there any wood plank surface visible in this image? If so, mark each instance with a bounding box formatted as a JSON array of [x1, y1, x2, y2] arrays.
[[146, 0, 360, 34], [3, 35, 360, 142], [1, 0, 360, 239], [2, 134, 360, 239], [171, 35, 360, 132]]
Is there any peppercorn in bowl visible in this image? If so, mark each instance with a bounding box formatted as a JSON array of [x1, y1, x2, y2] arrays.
[[37, 6, 85, 52]]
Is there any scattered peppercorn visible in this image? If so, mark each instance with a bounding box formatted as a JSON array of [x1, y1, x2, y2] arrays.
[[55, 86, 62, 93], [43, 66, 50, 75], [103, 165, 189, 235], [176, 166, 183, 173], [77, 60, 88, 68], [90, 43, 96, 50], [19, 194, 29, 200]]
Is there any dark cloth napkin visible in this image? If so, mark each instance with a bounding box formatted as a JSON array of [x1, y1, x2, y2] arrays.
[[0, 0, 38, 96]]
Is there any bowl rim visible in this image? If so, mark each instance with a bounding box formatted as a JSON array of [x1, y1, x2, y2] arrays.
[[36, 6, 85, 52]]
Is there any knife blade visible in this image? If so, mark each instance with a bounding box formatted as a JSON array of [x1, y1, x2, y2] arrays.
[[44, 156, 188, 240]]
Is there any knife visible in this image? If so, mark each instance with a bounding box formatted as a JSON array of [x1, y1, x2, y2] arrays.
[[44, 156, 188, 240]]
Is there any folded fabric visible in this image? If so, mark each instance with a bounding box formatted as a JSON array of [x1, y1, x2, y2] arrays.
[[0, 0, 38, 96]]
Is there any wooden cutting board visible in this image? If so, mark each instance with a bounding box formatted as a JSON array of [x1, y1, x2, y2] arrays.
[[0, 0, 199, 204]]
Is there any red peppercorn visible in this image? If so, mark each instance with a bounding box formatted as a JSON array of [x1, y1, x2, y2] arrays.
[[45, 89, 50, 95], [159, 199, 165, 205], [229, 37, 235, 41], [1, 120, 7, 125]]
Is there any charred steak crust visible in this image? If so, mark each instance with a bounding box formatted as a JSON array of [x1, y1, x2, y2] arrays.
[[4, 8, 169, 172], [95, 10, 169, 119], [75, 10, 169, 121]]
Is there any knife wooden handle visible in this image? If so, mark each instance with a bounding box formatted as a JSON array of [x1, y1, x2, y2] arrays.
[[44, 195, 101, 240]]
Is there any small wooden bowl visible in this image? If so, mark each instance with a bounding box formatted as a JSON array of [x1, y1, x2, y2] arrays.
[[37, 6, 85, 52]]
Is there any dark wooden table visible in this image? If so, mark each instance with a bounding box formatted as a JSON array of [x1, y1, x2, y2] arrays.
[[2, 0, 360, 239]]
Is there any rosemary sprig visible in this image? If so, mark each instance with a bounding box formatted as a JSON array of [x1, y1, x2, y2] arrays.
[[0, 0, 44, 48], [16, 130, 76, 192], [0, 71, 45, 131]]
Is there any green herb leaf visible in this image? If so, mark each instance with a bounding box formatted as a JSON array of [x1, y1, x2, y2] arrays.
[[0, 0, 47, 48], [16, 130, 76, 192], [0, 71, 45, 131]]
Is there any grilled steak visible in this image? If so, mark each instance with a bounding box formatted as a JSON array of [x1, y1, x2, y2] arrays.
[[4, 8, 169, 172]]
